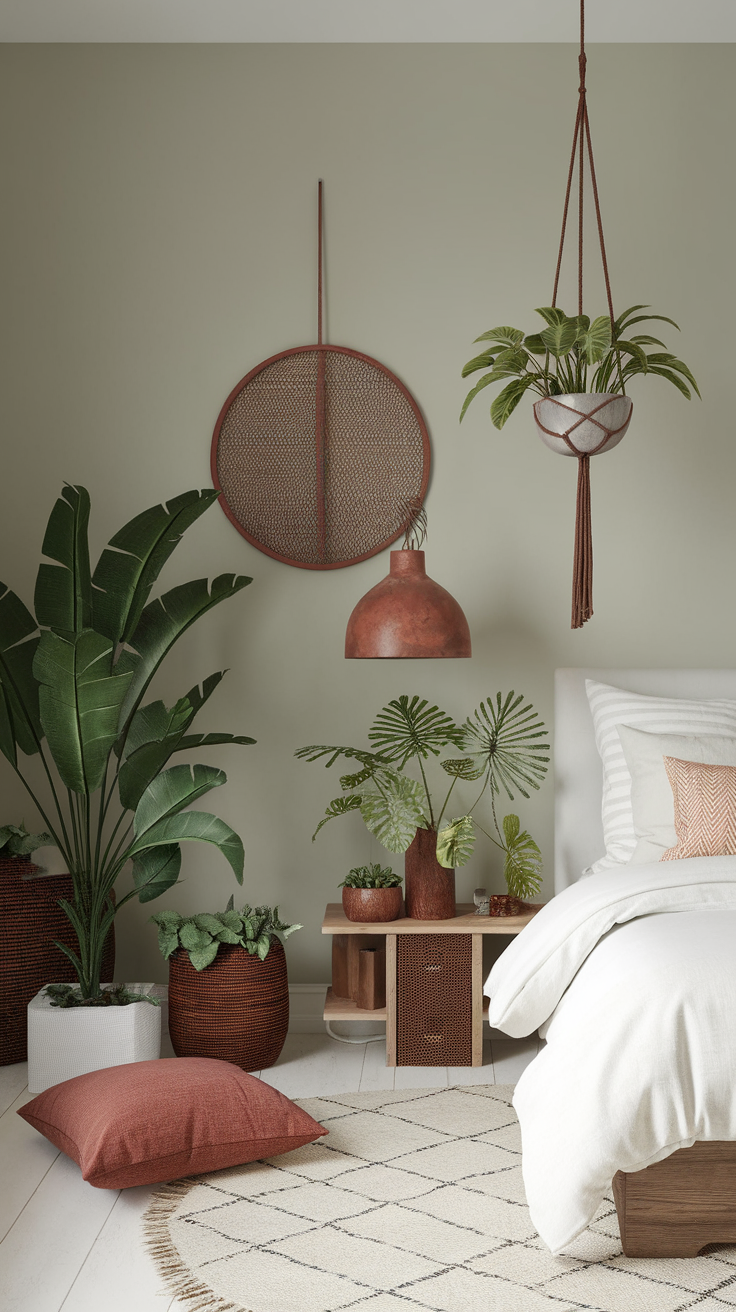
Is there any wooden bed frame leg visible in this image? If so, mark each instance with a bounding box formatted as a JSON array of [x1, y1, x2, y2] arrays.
[[613, 1142, 736, 1258]]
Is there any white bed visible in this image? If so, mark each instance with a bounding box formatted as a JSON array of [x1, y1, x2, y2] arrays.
[[486, 668, 736, 1254]]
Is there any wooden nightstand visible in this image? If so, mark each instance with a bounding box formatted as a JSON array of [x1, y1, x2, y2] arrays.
[[322, 902, 541, 1067]]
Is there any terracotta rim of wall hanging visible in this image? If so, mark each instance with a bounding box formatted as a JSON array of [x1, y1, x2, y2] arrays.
[[210, 182, 431, 570]]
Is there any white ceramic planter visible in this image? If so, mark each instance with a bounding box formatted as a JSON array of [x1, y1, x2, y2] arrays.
[[533, 392, 633, 456], [27, 984, 162, 1093]]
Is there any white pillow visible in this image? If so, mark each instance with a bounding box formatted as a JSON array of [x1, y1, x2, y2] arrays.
[[585, 679, 736, 872], [617, 725, 736, 863]]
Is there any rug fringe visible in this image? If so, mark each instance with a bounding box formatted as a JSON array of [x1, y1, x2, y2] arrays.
[[143, 1179, 249, 1312]]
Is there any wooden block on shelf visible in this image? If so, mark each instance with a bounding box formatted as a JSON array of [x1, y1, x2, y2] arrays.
[[332, 933, 386, 1002], [356, 946, 386, 1011], [332, 935, 351, 999]]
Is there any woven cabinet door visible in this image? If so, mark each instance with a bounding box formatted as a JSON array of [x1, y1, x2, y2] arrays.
[[396, 934, 472, 1066]]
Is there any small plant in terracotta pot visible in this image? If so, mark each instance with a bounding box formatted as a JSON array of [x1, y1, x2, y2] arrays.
[[339, 864, 403, 923]]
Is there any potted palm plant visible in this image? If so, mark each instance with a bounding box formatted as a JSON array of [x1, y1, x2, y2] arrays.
[[0, 484, 255, 1091], [297, 692, 548, 919], [460, 304, 699, 435], [152, 902, 301, 1071]]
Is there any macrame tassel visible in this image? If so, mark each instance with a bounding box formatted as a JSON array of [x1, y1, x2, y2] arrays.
[[572, 454, 593, 628]]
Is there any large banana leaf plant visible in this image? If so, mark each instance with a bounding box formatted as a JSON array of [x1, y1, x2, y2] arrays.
[[460, 305, 700, 430], [296, 692, 549, 900], [0, 484, 255, 999]]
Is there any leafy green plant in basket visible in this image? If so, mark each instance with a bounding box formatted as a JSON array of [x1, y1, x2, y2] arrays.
[[0, 822, 52, 858], [0, 484, 256, 1002], [296, 691, 549, 900], [151, 900, 302, 972], [460, 306, 700, 430], [339, 864, 402, 889]]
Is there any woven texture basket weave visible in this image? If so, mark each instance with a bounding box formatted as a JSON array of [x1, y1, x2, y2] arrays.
[[167, 942, 290, 1072], [396, 933, 472, 1066], [0, 857, 115, 1065]]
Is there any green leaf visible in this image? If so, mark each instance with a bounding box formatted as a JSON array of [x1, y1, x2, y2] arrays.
[[646, 354, 701, 398], [189, 941, 220, 971], [461, 349, 496, 379], [614, 306, 680, 335], [295, 744, 389, 771], [91, 489, 220, 645], [34, 628, 133, 793], [576, 315, 612, 366], [502, 813, 543, 899], [439, 757, 484, 781], [522, 333, 548, 355], [116, 574, 252, 732], [490, 376, 536, 430], [339, 766, 373, 790], [645, 366, 692, 398], [34, 485, 92, 636], [0, 583, 42, 762], [460, 371, 498, 424], [126, 811, 244, 883], [613, 339, 648, 370], [534, 307, 569, 328], [256, 934, 271, 961], [216, 926, 241, 944], [368, 696, 462, 766], [462, 692, 549, 800], [194, 912, 228, 935], [312, 794, 363, 840], [359, 776, 427, 853], [486, 347, 529, 377], [540, 320, 577, 358], [134, 763, 227, 837], [436, 815, 475, 868], [473, 326, 524, 347], [132, 843, 181, 903]]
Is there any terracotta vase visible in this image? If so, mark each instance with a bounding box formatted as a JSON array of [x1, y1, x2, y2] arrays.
[[342, 886, 403, 923], [167, 942, 289, 1072], [404, 827, 456, 920], [344, 550, 471, 659], [489, 894, 528, 917]]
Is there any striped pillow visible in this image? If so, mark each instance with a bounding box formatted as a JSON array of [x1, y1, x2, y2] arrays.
[[585, 680, 736, 872], [663, 757, 736, 861]]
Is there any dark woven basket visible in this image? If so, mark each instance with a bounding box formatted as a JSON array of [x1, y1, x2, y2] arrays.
[[0, 857, 116, 1065], [167, 941, 290, 1072]]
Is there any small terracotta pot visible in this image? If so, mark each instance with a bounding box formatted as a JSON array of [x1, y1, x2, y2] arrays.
[[342, 886, 403, 923], [489, 894, 528, 917], [404, 827, 456, 920]]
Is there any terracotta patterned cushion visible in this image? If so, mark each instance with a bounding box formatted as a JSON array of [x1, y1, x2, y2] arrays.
[[18, 1057, 327, 1189], [662, 756, 736, 861]]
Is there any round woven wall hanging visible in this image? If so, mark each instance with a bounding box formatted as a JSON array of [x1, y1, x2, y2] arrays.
[[211, 184, 430, 570]]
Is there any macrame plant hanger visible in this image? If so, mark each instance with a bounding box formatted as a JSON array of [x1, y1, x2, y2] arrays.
[[545, 0, 627, 628]]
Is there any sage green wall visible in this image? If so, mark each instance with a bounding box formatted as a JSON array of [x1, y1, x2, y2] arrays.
[[0, 44, 732, 983]]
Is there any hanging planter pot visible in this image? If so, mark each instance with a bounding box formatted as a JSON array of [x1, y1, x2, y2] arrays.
[[533, 393, 633, 456], [460, 0, 699, 630]]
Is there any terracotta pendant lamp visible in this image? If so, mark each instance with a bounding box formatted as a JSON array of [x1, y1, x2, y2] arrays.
[[345, 503, 471, 659]]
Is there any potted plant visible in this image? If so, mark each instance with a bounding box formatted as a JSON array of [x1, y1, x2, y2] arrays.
[[460, 304, 699, 437], [339, 864, 403, 923], [151, 902, 301, 1071], [0, 484, 255, 1089], [297, 691, 548, 919]]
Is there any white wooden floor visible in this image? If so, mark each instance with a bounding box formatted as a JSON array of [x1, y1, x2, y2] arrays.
[[0, 1025, 540, 1312]]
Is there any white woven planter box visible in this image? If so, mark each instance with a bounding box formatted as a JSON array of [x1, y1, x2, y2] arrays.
[[27, 984, 162, 1093]]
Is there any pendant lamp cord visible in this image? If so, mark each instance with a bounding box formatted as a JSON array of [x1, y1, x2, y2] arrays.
[[315, 180, 327, 560], [550, 1, 624, 628]]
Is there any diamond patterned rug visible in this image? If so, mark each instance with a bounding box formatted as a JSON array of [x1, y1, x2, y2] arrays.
[[144, 1085, 736, 1311]]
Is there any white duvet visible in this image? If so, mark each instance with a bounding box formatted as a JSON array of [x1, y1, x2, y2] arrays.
[[485, 857, 736, 1252]]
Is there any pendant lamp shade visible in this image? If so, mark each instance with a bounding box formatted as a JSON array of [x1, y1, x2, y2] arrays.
[[345, 550, 471, 659]]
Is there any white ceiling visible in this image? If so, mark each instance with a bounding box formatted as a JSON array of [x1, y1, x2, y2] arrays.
[[1, 0, 735, 44]]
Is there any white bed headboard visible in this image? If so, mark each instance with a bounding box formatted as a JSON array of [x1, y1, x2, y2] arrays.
[[554, 668, 736, 893]]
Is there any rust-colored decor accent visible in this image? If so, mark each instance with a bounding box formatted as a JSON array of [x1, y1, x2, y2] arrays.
[[404, 827, 456, 920], [356, 947, 387, 1011], [167, 943, 289, 1072], [344, 550, 471, 659], [342, 886, 403, 923], [662, 756, 736, 860], [613, 1142, 736, 1257], [396, 933, 472, 1065], [0, 857, 115, 1065], [489, 894, 529, 918], [211, 183, 430, 570]]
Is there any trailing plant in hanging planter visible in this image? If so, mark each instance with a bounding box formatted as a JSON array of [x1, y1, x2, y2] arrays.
[[460, 305, 700, 431], [296, 692, 549, 917], [0, 484, 256, 1003]]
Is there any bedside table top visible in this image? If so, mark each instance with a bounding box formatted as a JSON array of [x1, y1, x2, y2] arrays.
[[321, 902, 543, 935]]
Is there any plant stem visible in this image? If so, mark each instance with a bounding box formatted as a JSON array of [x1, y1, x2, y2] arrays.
[[416, 757, 435, 829]]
